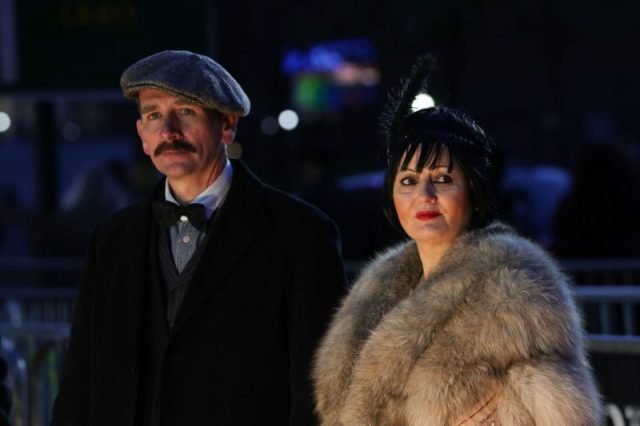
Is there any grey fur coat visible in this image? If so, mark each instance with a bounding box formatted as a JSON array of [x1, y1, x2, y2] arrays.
[[313, 222, 601, 425]]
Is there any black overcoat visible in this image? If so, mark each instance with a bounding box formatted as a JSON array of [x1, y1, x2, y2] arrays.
[[51, 160, 346, 426]]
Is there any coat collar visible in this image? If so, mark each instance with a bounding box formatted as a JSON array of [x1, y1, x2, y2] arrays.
[[116, 160, 270, 341], [314, 222, 516, 423], [169, 160, 269, 335], [330, 222, 515, 364], [116, 199, 154, 350]]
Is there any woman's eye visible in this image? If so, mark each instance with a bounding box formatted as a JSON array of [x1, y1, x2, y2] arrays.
[[433, 174, 453, 184], [399, 177, 416, 186]]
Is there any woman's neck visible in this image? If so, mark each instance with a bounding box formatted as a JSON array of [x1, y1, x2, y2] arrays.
[[415, 240, 452, 279]]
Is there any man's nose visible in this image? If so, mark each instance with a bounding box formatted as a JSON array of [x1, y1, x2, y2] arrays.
[[159, 113, 181, 139]]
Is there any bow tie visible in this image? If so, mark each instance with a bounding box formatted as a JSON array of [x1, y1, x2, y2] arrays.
[[152, 200, 208, 231]]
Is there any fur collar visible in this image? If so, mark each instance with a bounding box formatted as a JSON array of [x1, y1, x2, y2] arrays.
[[314, 222, 597, 425]]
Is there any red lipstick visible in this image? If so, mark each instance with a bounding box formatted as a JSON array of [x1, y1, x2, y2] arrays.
[[416, 211, 441, 221]]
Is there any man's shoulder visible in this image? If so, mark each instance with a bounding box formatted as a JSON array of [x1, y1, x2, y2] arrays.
[[93, 197, 151, 236], [231, 160, 334, 228], [261, 184, 337, 232], [109, 197, 149, 220]]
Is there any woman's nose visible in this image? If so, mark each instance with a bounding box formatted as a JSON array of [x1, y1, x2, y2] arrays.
[[420, 182, 437, 202]]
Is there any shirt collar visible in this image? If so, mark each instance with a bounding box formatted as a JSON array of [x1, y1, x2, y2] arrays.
[[164, 159, 233, 219]]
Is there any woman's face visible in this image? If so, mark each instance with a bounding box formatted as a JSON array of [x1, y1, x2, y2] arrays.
[[393, 147, 472, 249]]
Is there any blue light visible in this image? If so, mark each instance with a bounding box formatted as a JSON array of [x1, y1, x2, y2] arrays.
[[309, 46, 343, 72], [282, 38, 377, 75], [282, 49, 306, 75]]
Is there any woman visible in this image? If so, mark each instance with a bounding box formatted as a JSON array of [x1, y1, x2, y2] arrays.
[[313, 56, 601, 425]]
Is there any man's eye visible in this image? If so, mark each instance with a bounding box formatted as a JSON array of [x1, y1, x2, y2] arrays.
[[433, 175, 453, 184], [146, 112, 160, 120], [179, 108, 194, 115]]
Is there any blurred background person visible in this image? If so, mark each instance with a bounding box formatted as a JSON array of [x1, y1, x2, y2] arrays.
[[552, 142, 640, 259]]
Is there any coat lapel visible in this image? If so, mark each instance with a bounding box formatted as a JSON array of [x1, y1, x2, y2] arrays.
[[116, 198, 156, 351], [169, 161, 269, 337]]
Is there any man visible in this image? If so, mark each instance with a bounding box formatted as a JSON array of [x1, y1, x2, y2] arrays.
[[51, 50, 346, 426]]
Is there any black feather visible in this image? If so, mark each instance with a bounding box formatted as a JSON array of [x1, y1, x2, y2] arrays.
[[380, 54, 436, 160]]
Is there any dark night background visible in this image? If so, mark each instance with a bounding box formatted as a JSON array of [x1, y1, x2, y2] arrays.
[[1, 0, 640, 261]]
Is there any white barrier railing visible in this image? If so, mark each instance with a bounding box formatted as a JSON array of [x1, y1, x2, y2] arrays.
[[576, 286, 640, 336]]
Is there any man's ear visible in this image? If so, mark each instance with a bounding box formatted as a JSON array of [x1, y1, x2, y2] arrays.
[[220, 115, 239, 145]]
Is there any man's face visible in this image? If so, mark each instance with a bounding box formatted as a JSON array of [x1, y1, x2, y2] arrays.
[[135, 88, 237, 185]]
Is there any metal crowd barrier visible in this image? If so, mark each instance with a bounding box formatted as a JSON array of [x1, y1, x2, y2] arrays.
[[562, 258, 640, 285], [1, 286, 75, 426], [577, 286, 640, 337], [574, 284, 640, 426], [0, 257, 82, 426], [1, 257, 640, 425]]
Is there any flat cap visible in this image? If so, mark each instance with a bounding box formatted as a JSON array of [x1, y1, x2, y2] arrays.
[[120, 50, 250, 117]]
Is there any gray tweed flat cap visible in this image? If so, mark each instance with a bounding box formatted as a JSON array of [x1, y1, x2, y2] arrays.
[[120, 50, 250, 117]]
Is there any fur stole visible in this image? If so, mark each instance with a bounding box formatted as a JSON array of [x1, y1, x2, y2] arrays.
[[313, 222, 601, 425]]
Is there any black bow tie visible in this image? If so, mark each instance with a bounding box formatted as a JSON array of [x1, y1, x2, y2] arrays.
[[152, 200, 208, 231]]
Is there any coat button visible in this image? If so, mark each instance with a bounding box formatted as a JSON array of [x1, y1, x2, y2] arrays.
[[130, 366, 137, 376]]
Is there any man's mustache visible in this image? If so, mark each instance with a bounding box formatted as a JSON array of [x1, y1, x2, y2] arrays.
[[154, 140, 196, 157]]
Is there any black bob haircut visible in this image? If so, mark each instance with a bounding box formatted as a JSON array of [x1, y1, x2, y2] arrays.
[[381, 105, 498, 234]]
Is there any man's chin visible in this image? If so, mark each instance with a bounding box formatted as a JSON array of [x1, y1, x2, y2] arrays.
[[158, 163, 195, 178]]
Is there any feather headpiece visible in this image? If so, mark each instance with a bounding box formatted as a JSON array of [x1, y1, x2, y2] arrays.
[[380, 54, 436, 163]]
